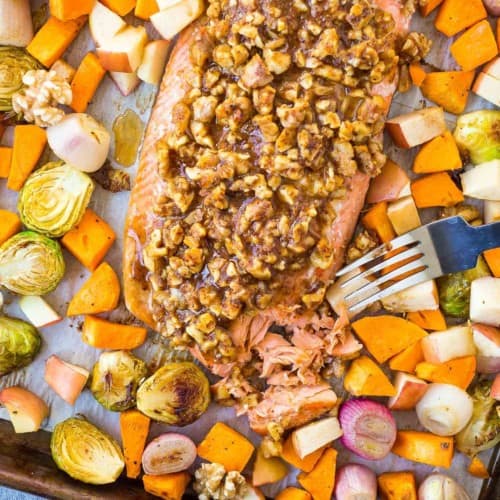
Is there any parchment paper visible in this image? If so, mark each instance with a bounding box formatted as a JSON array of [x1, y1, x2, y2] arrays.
[[0, 3, 495, 498]]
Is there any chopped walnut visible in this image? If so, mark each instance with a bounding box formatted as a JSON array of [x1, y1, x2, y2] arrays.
[[440, 203, 482, 225], [194, 463, 251, 500], [241, 54, 273, 88], [91, 163, 130, 192], [399, 31, 432, 63], [346, 229, 378, 263]]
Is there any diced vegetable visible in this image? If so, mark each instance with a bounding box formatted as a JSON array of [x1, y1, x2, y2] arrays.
[[109, 71, 141, 96], [484, 57, 500, 79], [44, 355, 89, 405], [484, 0, 500, 15], [366, 159, 410, 204], [89, 1, 127, 47], [335, 464, 377, 500], [18, 161, 94, 237], [361, 201, 395, 243], [377, 472, 417, 500], [411, 172, 464, 208], [416, 383, 473, 436], [135, 0, 160, 19], [70, 53, 107, 113], [0, 386, 48, 433], [51, 417, 124, 484], [388, 372, 428, 411], [291, 417, 342, 459], [413, 131, 462, 174], [61, 208, 116, 271], [351, 315, 427, 364], [0, 146, 12, 178], [418, 474, 470, 500], [143, 472, 191, 500], [385, 107, 446, 149], [453, 110, 500, 165], [50, 0, 95, 20], [422, 326, 475, 364], [388, 341, 425, 373], [415, 356, 476, 390], [18, 296, 62, 328], [344, 356, 396, 397], [252, 447, 288, 487], [450, 20, 498, 72], [0, 0, 33, 47], [276, 488, 311, 500], [420, 71, 475, 115], [297, 448, 337, 500], [461, 160, 500, 201], [197, 422, 255, 472], [142, 433, 197, 475], [470, 277, 500, 326], [468, 456, 489, 478], [381, 280, 438, 313], [280, 435, 324, 473], [67, 262, 120, 316], [386, 196, 421, 236], [409, 62, 427, 86], [120, 409, 151, 479], [407, 309, 447, 331], [456, 380, 500, 456], [50, 59, 75, 81], [47, 113, 110, 173], [434, 0, 487, 37], [484, 248, 500, 277], [473, 72, 500, 107], [151, 0, 204, 40], [339, 399, 397, 460], [391, 431, 454, 468], [492, 374, 500, 400], [26, 16, 87, 68], [0, 209, 21, 245], [81, 315, 147, 349], [138, 40, 170, 85], [101, 0, 136, 15], [472, 323, 500, 374], [419, 0, 444, 16], [7, 124, 47, 191]]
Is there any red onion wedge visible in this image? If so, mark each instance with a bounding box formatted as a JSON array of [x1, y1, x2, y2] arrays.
[[483, 0, 500, 16], [335, 464, 377, 500], [339, 399, 397, 460], [142, 433, 196, 475]]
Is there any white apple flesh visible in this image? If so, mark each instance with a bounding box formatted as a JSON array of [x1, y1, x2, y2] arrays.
[[137, 40, 170, 85], [388, 372, 428, 410], [472, 323, 500, 373], [387, 196, 422, 235], [421, 325, 476, 364], [109, 71, 141, 96], [461, 159, 500, 201], [292, 417, 343, 459], [18, 296, 62, 328], [473, 72, 500, 107], [0, 386, 49, 433], [151, 0, 204, 40], [45, 355, 89, 405], [89, 1, 127, 47], [381, 280, 439, 313], [470, 277, 500, 326]]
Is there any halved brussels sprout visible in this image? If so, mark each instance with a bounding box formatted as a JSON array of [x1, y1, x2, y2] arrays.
[[137, 362, 210, 426], [0, 231, 65, 295], [18, 161, 94, 238], [0, 47, 41, 112], [51, 416, 125, 485], [0, 315, 41, 376], [90, 351, 148, 411]]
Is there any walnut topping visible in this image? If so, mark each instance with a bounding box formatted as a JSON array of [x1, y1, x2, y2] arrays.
[[241, 54, 273, 88], [194, 463, 251, 500]]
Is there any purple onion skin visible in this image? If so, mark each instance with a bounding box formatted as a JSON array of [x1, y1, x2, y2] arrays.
[[483, 0, 500, 16], [335, 464, 377, 500], [339, 398, 397, 460]]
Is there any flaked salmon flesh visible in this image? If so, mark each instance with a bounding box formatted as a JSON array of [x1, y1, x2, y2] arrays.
[[124, 0, 415, 433]]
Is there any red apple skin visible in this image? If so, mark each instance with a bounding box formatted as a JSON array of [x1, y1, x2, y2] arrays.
[[472, 323, 500, 347], [45, 355, 89, 405], [472, 323, 500, 373], [0, 386, 49, 433], [491, 374, 500, 400], [388, 373, 428, 410], [96, 49, 135, 73], [366, 160, 410, 204], [110, 71, 141, 96]]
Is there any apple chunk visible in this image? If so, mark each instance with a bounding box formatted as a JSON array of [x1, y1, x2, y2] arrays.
[[470, 277, 500, 326], [492, 374, 500, 400], [485, 200, 500, 223], [292, 417, 343, 459], [484, 57, 500, 80], [388, 372, 428, 410], [387, 196, 422, 235], [421, 325, 476, 364], [461, 160, 500, 201], [366, 159, 410, 204], [151, 0, 204, 40], [137, 40, 170, 85], [109, 71, 141, 96], [386, 107, 447, 149], [45, 355, 90, 405], [0, 386, 49, 433], [252, 447, 288, 487], [18, 296, 62, 328], [472, 323, 500, 374], [97, 26, 148, 73], [381, 280, 438, 313], [89, 1, 127, 47], [473, 72, 500, 107]]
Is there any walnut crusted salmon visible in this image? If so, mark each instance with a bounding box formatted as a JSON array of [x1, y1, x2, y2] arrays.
[[124, 0, 422, 434]]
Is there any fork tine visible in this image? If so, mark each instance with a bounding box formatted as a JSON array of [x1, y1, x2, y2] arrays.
[[339, 244, 423, 290], [335, 232, 419, 277], [348, 269, 433, 315], [344, 258, 427, 303]]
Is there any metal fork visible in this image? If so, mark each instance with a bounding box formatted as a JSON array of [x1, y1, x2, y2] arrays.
[[332, 216, 500, 316]]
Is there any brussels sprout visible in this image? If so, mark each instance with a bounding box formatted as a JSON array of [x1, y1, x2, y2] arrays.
[[0, 231, 65, 295], [0, 47, 41, 112], [90, 351, 148, 411], [137, 362, 210, 426], [51, 416, 124, 484], [453, 110, 500, 165], [0, 315, 41, 376], [456, 380, 500, 457], [18, 162, 94, 238], [437, 256, 491, 319]]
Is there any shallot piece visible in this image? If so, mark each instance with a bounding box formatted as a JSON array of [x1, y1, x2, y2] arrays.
[[483, 0, 500, 16], [334, 463, 377, 500], [339, 398, 397, 460], [418, 473, 470, 500]]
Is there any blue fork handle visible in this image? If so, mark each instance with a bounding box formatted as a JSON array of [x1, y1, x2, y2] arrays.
[[473, 220, 500, 252]]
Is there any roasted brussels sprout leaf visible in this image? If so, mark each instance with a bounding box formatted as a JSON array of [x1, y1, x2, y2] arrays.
[[0, 47, 41, 112], [0, 315, 41, 376], [90, 350, 148, 411], [0, 231, 65, 295], [18, 162, 94, 238], [453, 110, 500, 165], [438, 256, 491, 319], [137, 362, 210, 426], [456, 380, 500, 457], [51, 417, 124, 484]]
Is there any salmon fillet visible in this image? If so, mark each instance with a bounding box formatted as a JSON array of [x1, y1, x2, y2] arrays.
[[124, 0, 416, 433]]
